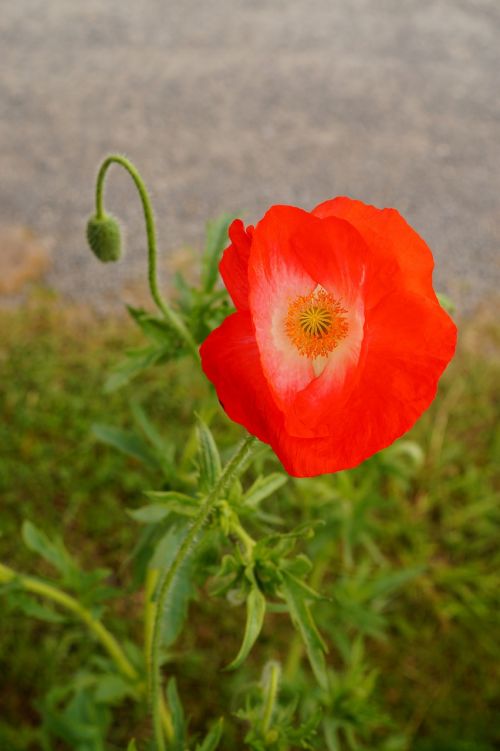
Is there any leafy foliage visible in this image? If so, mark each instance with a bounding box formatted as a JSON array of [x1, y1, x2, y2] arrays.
[[0, 252, 498, 751]]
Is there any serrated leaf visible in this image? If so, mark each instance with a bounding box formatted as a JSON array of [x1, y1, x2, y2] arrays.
[[244, 473, 288, 508], [167, 678, 186, 751], [127, 505, 171, 524], [281, 571, 328, 690], [196, 416, 221, 491], [92, 424, 158, 468], [195, 718, 224, 751], [225, 585, 266, 670], [202, 214, 235, 292]]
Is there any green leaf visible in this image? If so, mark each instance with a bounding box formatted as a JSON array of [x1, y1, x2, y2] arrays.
[[226, 585, 266, 670], [104, 345, 167, 393], [202, 214, 236, 292], [94, 675, 135, 704], [282, 554, 314, 579], [131, 401, 166, 454], [126, 741, 138, 751], [152, 525, 195, 646], [92, 424, 158, 468], [144, 490, 199, 518], [145, 491, 197, 504], [22, 521, 74, 577], [167, 678, 186, 751], [8, 591, 66, 623], [367, 566, 424, 601], [436, 291, 456, 314], [244, 473, 288, 508], [388, 439, 425, 469], [196, 416, 221, 491], [195, 718, 224, 751], [127, 505, 171, 524], [280, 563, 325, 600], [281, 571, 328, 690], [40, 685, 110, 748], [127, 305, 182, 347]]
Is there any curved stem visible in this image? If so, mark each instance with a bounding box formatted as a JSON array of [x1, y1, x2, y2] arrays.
[[0, 562, 137, 681], [94, 154, 199, 360], [149, 435, 258, 751]]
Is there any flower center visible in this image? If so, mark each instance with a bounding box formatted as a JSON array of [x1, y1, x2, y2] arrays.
[[285, 288, 349, 359]]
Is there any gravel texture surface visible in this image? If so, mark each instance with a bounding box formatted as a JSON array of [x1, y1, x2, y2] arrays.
[[1, 0, 499, 312]]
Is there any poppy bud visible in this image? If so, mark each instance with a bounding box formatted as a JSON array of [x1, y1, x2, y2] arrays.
[[86, 214, 122, 262]]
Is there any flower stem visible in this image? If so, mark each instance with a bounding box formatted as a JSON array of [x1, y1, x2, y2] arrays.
[[148, 435, 258, 751], [144, 570, 175, 741], [93, 154, 199, 360], [0, 562, 137, 682]]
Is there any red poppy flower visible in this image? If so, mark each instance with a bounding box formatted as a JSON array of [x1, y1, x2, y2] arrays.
[[200, 198, 457, 477]]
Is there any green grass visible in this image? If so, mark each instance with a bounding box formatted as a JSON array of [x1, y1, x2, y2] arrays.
[[0, 292, 498, 750]]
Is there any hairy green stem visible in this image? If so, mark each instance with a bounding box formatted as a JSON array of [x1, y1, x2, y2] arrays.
[[94, 154, 199, 360], [148, 435, 258, 751], [144, 570, 174, 740], [0, 562, 137, 681]]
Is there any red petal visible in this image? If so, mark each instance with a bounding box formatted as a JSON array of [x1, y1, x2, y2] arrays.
[[219, 219, 252, 310], [285, 289, 457, 473], [312, 197, 436, 305], [199, 311, 280, 443], [248, 206, 318, 408], [292, 214, 369, 307]]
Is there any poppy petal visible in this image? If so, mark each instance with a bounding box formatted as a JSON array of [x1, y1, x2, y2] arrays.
[[292, 214, 369, 308], [219, 219, 252, 310], [249, 206, 319, 408], [312, 197, 436, 304], [199, 311, 280, 444], [285, 290, 457, 470]]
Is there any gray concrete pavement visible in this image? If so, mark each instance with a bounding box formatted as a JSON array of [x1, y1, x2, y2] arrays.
[[1, 0, 499, 312]]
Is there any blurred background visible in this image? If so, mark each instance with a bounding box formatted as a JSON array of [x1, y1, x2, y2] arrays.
[[1, 2, 499, 750], [0, 0, 499, 310]]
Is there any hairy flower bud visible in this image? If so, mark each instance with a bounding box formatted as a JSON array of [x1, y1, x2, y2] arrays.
[[86, 214, 122, 262]]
